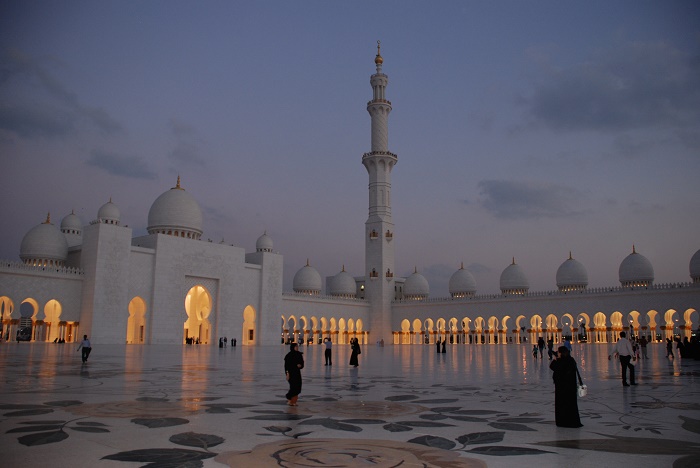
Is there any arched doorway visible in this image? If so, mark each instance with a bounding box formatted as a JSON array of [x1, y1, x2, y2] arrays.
[[184, 285, 212, 344], [243, 305, 256, 345], [44, 299, 62, 342], [127, 297, 147, 344]]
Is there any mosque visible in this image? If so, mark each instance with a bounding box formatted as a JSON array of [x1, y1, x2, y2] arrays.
[[1, 45, 699, 347]]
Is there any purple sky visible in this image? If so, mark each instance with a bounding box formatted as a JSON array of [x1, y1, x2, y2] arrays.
[[1, 1, 699, 296]]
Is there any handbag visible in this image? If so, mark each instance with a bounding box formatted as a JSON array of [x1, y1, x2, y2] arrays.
[[576, 368, 586, 397]]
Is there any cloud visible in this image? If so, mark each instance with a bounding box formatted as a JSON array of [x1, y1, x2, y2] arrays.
[[167, 118, 206, 167], [86, 149, 157, 179], [0, 48, 122, 137], [477, 179, 588, 219], [0, 103, 75, 138], [524, 41, 700, 133]]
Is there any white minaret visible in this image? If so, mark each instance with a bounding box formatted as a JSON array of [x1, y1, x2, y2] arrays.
[[363, 41, 397, 343]]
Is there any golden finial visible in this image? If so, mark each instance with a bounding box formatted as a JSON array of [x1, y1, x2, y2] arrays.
[[175, 175, 181, 189], [569, 251, 573, 260], [375, 40, 383, 65], [460, 262, 464, 270], [44, 212, 51, 224], [512, 257, 516, 265], [414, 266, 418, 274], [632, 244, 636, 254], [342, 264, 346, 272], [306, 258, 310, 267], [109, 196, 112, 203]]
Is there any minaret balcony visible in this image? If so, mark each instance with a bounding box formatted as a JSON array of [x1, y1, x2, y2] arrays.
[[385, 269, 394, 280], [367, 99, 392, 106], [385, 230, 393, 241], [369, 269, 379, 280], [369, 229, 379, 240]]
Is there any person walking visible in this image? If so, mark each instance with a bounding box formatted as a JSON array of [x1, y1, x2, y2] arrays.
[[666, 338, 674, 358], [609, 331, 637, 386], [349, 338, 360, 367], [323, 338, 332, 366], [549, 346, 583, 428], [547, 338, 555, 360], [77, 335, 92, 363], [537, 337, 545, 359], [284, 343, 304, 406], [563, 337, 572, 352], [639, 336, 648, 359]]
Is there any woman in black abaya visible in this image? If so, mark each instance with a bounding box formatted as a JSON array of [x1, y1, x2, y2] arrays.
[[549, 346, 583, 428], [284, 343, 304, 406]]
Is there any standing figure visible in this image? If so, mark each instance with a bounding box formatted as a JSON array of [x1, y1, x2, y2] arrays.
[[532, 345, 538, 358], [324, 338, 332, 366], [547, 338, 555, 360], [537, 337, 545, 359], [441, 338, 446, 353], [666, 338, 674, 358], [77, 335, 92, 363], [233, 338, 237, 347], [284, 343, 304, 406], [639, 336, 648, 359], [349, 338, 360, 367], [609, 331, 637, 386], [436, 338, 441, 354], [549, 346, 583, 428]]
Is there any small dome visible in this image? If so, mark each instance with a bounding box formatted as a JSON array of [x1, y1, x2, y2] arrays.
[[256, 231, 273, 252], [293, 260, 322, 295], [556, 253, 588, 291], [20, 213, 69, 266], [690, 249, 700, 283], [97, 199, 120, 225], [147, 177, 203, 240], [60, 211, 83, 248], [449, 263, 476, 298], [619, 246, 654, 287], [329, 266, 356, 298], [404, 267, 429, 300], [500, 258, 529, 294]]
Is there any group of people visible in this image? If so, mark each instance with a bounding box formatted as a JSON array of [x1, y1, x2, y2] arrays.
[[436, 338, 447, 353], [218, 336, 237, 348], [283, 338, 363, 406]]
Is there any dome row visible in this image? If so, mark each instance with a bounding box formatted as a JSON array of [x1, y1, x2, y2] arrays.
[[292, 248, 700, 299]]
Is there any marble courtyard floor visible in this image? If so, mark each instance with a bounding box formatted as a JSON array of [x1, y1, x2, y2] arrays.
[[1, 342, 699, 467]]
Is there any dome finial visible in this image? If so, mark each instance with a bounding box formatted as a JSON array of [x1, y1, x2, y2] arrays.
[[632, 244, 636, 254], [342, 264, 346, 272], [44, 212, 51, 224], [512, 257, 516, 265], [374, 40, 383, 66], [306, 258, 310, 267], [460, 262, 464, 270], [414, 265, 418, 274], [569, 251, 573, 260], [175, 175, 181, 189]]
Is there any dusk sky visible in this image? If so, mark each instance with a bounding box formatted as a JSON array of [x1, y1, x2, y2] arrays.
[[1, 1, 699, 296]]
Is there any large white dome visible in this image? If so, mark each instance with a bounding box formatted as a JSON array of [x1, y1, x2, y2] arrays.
[[329, 266, 356, 297], [97, 199, 120, 225], [404, 268, 429, 299], [293, 260, 322, 295], [256, 231, 273, 252], [20, 214, 69, 266], [147, 177, 203, 240], [619, 246, 654, 287], [690, 249, 700, 283], [500, 258, 529, 294], [60, 210, 83, 248], [449, 263, 476, 298], [556, 253, 588, 291]]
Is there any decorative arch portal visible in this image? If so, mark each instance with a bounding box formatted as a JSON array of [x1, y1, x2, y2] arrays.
[[184, 285, 212, 344], [298, 316, 309, 344], [356, 319, 365, 345], [487, 316, 499, 344], [0, 296, 14, 341], [682, 308, 698, 340], [593, 312, 609, 343], [280, 316, 287, 344], [424, 318, 435, 344], [474, 317, 486, 344], [19, 300, 37, 341], [575, 313, 591, 343], [501, 315, 512, 344], [310, 316, 319, 344], [646, 310, 659, 341], [127, 297, 147, 344], [412, 318, 422, 345], [560, 314, 574, 342], [448, 318, 458, 344], [348, 319, 356, 343], [400, 319, 411, 345], [338, 318, 347, 344], [43, 299, 62, 342], [626, 310, 641, 338], [436, 318, 446, 341], [545, 314, 559, 343], [461, 317, 472, 344], [330, 318, 338, 344], [242, 305, 256, 345], [529, 315, 543, 344]]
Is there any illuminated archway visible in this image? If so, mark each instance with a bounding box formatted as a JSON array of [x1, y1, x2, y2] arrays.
[[184, 285, 212, 344], [243, 305, 256, 345], [0, 297, 14, 341], [127, 297, 147, 344], [43, 299, 62, 342]]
